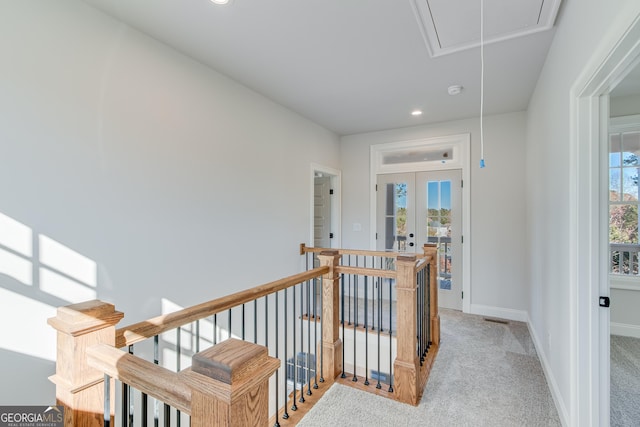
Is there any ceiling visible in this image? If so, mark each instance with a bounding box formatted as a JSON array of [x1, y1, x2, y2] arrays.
[[82, 0, 562, 136]]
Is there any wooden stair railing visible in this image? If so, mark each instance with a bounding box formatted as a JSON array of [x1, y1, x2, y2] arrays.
[[301, 243, 440, 406], [48, 245, 440, 426]]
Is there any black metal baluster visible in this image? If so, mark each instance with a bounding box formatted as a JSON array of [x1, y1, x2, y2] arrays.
[[352, 273, 358, 382], [128, 345, 134, 426], [292, 284, 298, 411], [154, 335, 159, 427], [254, 299, 258, 344], [419, 269, 424, 364], [265, 296, 268, 348], [340, 274, 346, 379], [299, 282, 306, 402], [176, 328, 181, 427], [306, 279, 312, 395], [371, 256, 376, 330], [313, 277, 319, 389], [348, 255, 351, 325], [228, 309, 232, 340], [142, 387, 148, 427], [364, 275, 369, 386], [319, 276, 325, 383], [275, 292, 281, 427], [389, 277, 394, 393], [213, 314, 218, 345], [376, 274, 382, 390], [163, 403, 170, 427], [104, 374, 110, 427], [282, 288, 289, 420], [242, 303, 246, 340], [122, 350, 130, 427], [427, 263, 431, 349]]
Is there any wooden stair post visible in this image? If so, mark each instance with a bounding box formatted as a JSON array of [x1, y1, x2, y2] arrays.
[[393, 255, 420, 405], [317, 250, 343, 381], [424, 244, 440, 346], [181, 338, 280, 427], [48, 300, 124, 427]]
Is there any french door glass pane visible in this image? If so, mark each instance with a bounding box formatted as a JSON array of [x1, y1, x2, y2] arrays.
[[426, 180, 452, 290], [383, 182, 408, 251]]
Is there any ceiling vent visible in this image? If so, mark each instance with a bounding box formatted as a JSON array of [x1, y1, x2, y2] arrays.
[[411, 0, 561, 57]]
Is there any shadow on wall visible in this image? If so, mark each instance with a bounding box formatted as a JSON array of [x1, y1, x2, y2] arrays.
[[0, 211, 97, 405]]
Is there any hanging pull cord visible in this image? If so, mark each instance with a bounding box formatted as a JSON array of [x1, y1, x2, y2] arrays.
[[480, 0, 486, 168]]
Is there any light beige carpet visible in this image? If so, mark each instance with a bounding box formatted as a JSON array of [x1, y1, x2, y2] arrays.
[[298, 309, 561, 427]]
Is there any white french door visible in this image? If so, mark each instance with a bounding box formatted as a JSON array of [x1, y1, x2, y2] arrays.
[[376, 170, 462, 310]]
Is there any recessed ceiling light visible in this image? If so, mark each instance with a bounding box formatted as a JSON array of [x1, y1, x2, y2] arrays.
[[411, 110, 423, 116], [210, 0, 229, 4]]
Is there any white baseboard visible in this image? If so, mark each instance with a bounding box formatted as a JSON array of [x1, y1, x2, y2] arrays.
[[527, 316, 569, 427], [468, 304, 528, 322], [611, 322, 640, 338]]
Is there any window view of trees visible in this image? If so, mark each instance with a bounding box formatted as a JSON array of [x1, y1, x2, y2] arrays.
[[609, 133, 640, 275]]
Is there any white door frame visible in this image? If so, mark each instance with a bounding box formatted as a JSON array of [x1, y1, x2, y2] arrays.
[[570, 11, 640, 426], [310, 163, 342, 248], [370, 134, 471, 313]]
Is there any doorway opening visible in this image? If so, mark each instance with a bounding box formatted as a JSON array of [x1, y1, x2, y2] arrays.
[[370, 134, 470, 312], [571, 12, 640, 426], [310, 164, 341, 250]]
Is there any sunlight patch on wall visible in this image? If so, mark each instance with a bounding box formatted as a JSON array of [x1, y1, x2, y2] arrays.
[[39, 235, 97, 287], [0, 212, 33, 285], [0, 287, 56, 361], [38, 235, 97, 302]]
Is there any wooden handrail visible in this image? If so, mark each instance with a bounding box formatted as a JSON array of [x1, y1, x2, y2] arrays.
[[300, 243, 428, 259], [116, 266, 329, 348], [335, 265, 397, 279], [87, 344, 191, 414]]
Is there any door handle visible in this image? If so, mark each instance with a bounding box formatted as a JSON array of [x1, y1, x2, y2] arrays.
[[409, 233, 414, 238], [409, 242, 414, 247]]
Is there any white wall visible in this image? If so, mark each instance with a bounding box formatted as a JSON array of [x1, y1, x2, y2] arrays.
[[340, 111, 528, 316], [611, 94, 640, 117], [0, 0, 339, 405], [526, 1, 640, 424]]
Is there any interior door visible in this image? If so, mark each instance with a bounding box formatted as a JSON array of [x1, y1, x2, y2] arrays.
[[376, 171, 462, 310]]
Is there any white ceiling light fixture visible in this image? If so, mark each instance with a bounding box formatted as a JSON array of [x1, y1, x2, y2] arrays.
[[411, 110, 423, 116], [210, 0, 229, 4]]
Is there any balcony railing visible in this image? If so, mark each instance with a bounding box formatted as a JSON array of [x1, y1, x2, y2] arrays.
[[48, 244, 439, 426], [610, 243, 640, 275]]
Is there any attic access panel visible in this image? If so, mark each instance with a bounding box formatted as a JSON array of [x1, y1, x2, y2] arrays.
[[412, 0, 561, 57]]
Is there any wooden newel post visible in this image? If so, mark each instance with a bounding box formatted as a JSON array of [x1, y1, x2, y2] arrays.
[[182, 338, 280, 427], [317, 250, 343, 380], [48, 300, 124, 427], [394, 255, 420, 405], [424, 244, 440, 346]]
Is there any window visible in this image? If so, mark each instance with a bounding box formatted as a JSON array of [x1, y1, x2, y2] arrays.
[[609, 124, 640, 276]]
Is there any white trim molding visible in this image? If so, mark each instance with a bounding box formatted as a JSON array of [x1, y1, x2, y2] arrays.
[[611, 322, 640, 338], [369, 133, 471, 313], [469, 304, 528, 323]]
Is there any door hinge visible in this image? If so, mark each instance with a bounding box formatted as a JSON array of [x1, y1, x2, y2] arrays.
[[461, 180, 463, 188], [599, 296, 610, 307], [329, 232, 334, 239], [375, 232, 378, 240], [375, 184, 378, 191], [330, 189, 334, 195], [461, 291, 464, 299], [461, 236, 464, 244]]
